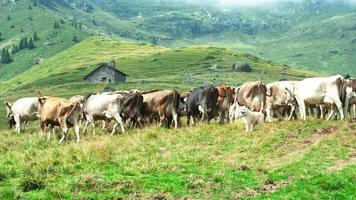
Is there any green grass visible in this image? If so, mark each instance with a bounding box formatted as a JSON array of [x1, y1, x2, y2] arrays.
[[0, 120, 354, 199]]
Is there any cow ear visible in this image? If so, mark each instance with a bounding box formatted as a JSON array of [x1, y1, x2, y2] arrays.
[[38, 97, 47, 104]]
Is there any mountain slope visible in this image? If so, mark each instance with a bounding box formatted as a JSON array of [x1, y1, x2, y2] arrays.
[[67, 0, 356, 74], [0, 0, 89, 80], [0, 36, 314, 94]]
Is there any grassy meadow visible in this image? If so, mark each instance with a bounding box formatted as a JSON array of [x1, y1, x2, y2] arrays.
[[0, 35, 353, 199], [0, 120, 354, 199]]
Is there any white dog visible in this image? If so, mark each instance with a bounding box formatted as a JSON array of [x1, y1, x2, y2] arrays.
[[237, 106, 264, 132]]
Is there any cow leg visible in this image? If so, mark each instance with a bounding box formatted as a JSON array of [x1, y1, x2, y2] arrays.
[[14, 115, 21, 133], [112, 113, 125, 135], [74, 122, 80, 143], [288, 105, 296, 121], [327, 109, 334, 120], [58, 118, 67, 143], [48, 125, 54, 140], [186, 113, 191, 126], [320, 105, 324, 119], [40, 121, 46, 137], [266, 107, 273, 122], [172, 109, 179, 129], [344, 96, 350, 119], [297, 98, 306, 120], [82, 120, 90, 135], [331, 97, 344, 120]]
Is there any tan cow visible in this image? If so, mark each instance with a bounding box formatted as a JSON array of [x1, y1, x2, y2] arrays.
[[216, 84, 234, 123], [141, 90, 181, 128], [38, 97, 82, 143], [265, 81, 299, 122], [235, 81, 270, 113]]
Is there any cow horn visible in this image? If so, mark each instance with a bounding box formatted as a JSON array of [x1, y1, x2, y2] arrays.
[[36, 90, 44, 97]]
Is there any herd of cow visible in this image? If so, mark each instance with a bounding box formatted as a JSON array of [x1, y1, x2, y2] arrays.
[[4, 75, 356, 143]]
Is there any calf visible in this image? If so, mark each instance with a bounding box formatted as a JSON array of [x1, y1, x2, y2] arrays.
[[38, 97, 82, 143], [4, 97, 41, 133], [186, 86, 218, 126], [141, 90, 181, 128]]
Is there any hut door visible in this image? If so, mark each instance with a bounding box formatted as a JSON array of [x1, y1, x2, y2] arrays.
[[101, 76, 107, 82]]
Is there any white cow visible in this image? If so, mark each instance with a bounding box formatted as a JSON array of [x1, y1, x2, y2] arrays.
[[82, 93, 126, 135], [4, 97, 41, 133], [265, 81, 299, 122], [292, 75, 345, 120]]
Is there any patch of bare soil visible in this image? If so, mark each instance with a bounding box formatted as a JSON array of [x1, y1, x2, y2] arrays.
[[242, 178, 288, 198], [328, 150, 356, 172], [313, 125, 340, 135]]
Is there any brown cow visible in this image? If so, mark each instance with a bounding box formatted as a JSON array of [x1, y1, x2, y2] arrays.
[[215, 84, 234, 124], [38, 97, 82, 143], [235, 81, 270, 113], [141, 90, 181, 128], [178, 92, 190, 116]]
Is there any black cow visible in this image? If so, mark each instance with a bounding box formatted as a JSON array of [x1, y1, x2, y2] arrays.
[[186, 85, 219, 126]]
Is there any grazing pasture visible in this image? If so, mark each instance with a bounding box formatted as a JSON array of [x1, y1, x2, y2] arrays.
[[0, 36, 353, 199], [0, 120, 354, 199]]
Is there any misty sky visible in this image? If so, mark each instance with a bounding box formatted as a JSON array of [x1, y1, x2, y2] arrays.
[[216, 0, 356, 6]]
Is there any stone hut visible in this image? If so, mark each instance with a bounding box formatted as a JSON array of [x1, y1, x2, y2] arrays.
[[84, 61, 128, 83]]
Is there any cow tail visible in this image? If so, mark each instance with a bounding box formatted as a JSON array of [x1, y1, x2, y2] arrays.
[[336, 77, 346, 107], [4, 101, 12, 110], [173, 90, 180, 112], [65, 103, 79, 120], [265, 85, 272, 97]]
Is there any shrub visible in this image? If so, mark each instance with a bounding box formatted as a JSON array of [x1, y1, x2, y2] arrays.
[[232, 62, 252, 72]]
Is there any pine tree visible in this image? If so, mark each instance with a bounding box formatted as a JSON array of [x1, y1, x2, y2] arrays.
[[72, 36, 79, 42], [7, 15, 11, 20], [0, 48, 13, 64], [33, 32, 39, 41], [152, 36, 158, 45], [12, 44, 18, 54], [0, 32, 2, 41], [53, 21, 60, 29], [19, 37, 28, 50], [28, 5, 32, 9], [28, 38, 35, 49]]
